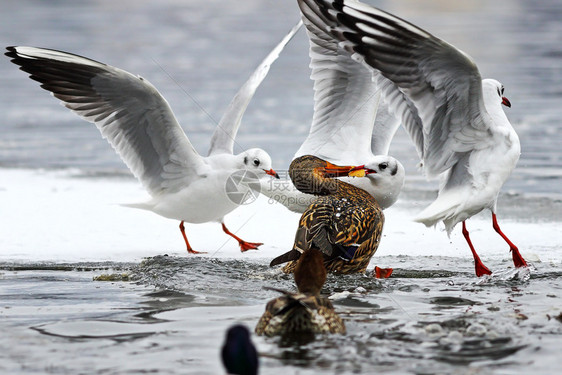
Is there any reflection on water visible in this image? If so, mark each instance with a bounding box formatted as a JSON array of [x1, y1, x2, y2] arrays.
[[1, 256, 560, 374]]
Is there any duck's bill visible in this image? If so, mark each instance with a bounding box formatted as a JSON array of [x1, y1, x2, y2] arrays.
[[324, 163, 377, 178], [348, 165, 377, 178], [323, 162, 357, 178], [348, 168, 367, 178]]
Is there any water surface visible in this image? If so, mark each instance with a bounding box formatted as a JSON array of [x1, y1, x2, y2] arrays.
[[1, 257, 561, 374]]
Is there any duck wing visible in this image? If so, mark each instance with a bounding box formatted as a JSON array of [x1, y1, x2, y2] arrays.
[[271, 197, 380, 267]]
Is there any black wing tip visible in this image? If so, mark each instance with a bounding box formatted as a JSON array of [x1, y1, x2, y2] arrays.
[[4, 46, 108, 71], [269, 249, 302, 267], [5, 46, 36, 75], [5, 46, 20, 61], [5, 46, 37, 70]]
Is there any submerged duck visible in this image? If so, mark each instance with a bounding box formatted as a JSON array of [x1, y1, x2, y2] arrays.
[[255, 248, 345, 336], [270, 155, 389, 276]]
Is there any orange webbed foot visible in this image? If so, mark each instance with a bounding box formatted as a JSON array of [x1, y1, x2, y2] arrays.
[[475, 261, 492, 277], [373, 266, 393, 278], [510, 247, 528, 268], [187, 249, 207, 254], [239, 241, 263, 252]]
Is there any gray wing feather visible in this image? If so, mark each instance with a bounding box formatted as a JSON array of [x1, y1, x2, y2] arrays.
[[6, 46, 204, 196], [370, 98, 400, 155], [305, 0, 494, 177], [372, 73, 423, 157], [297, 0, 382, 160], [298, 0, 423, 160], [208, 21, 303, 156]]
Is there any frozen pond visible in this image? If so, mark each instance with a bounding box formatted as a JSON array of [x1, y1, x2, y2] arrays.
[[1, 0, 561, 374]]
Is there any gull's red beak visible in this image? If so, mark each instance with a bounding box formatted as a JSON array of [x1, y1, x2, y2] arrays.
[[264, 169, 280, 179], [501, 96, 511, 108]]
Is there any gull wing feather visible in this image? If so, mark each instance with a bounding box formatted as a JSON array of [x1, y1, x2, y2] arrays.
[[370, 100, 400, 155], [208, 21, 303, 156], [296, 0, 382, 161], [298, 0, 421, 160], [6, 46, 204, 196], [306, 0, 495, 177]]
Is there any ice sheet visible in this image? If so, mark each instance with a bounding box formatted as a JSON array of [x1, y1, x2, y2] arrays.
[[2, 168, 560, 264]]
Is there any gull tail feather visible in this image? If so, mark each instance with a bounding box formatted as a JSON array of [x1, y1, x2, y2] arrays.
[[120, 202, 153, 211], [413, 194, 465, 236]]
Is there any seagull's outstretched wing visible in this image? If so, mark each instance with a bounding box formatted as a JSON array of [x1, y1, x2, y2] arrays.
[[296, 0, 386, 162], [208, 21, 303, 156], [6, 46, 205, 196], [302, 0, 495, 177]]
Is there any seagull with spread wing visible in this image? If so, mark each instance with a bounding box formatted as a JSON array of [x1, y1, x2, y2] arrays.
[[298, 0, 527, 276], [6, 21, 302, 254]]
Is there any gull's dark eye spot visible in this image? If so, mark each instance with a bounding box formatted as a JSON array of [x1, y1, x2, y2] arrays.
[[253, 158, 260, 167], [379, 162, 388, 170], [501, 86, 505, 95]]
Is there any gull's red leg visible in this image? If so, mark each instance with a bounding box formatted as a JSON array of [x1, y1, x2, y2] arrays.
[[462, 221, 492, 277], [492, 213, 527, 268], [179, 221, 206, 254], [221, 222, 262, 252]]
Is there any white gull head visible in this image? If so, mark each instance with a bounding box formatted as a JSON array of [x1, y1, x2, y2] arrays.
[[339, 155, 405, 209], [238, 148, 278, 179]]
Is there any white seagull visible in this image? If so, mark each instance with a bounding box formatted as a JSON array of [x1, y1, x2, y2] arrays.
[[260, 3, 405, 214], [5, 21, 302, 254], [300, 0, 527, 276]]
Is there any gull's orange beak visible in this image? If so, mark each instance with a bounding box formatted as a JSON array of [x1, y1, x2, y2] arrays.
[[501, 96, 511, 108], [264, 169, 280, 179]]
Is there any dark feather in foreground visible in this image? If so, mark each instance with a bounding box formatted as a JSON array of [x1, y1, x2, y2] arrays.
[[221, 325, 259, 375]]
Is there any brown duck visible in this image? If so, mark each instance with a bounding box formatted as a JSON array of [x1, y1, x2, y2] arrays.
[[270, 155, 391, 276], [255, 248, 345, 336]]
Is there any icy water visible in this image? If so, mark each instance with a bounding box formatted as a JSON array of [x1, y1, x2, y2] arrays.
[[2, 257, 562, 374], [1, 0, 561, 374]]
